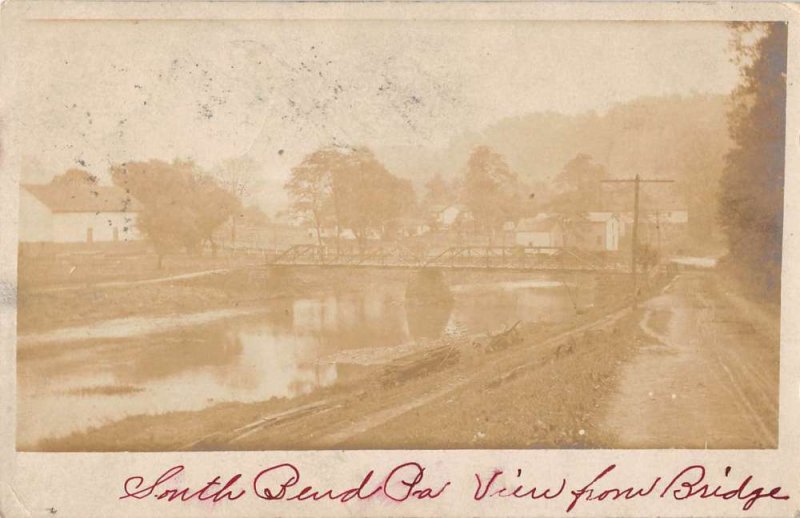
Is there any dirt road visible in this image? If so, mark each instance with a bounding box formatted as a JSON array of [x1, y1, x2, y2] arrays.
[[602, 271, 779, 448]]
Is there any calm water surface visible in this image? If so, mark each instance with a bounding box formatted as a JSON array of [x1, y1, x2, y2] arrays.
[[17, 275, 599, 445]]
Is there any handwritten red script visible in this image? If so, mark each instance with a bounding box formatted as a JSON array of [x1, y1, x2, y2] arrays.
[[120, 462, 789, 513]]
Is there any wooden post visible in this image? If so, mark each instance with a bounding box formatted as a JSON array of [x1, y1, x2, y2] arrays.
[[601, 175, 674, 310]]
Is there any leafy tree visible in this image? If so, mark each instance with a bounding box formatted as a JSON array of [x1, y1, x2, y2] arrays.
[[550, 153, 607, 210], [239, 205, 270, 226], [285, 148, 339, 247], [286, 146, 416, 250], [332, 147, 415, 248], [192, 173, 242, 254], [111, 159, 240, 267], [719, 22, 787, 300], [461, 146, 521, 239], [423, 173, 456, 207]]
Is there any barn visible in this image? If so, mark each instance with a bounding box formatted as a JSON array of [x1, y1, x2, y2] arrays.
[[20, 181, 143, 244]]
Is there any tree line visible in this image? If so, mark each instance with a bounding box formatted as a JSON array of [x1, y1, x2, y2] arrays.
[[65, 22, 784, 282], [719, 22, 787, 301], [284, 146, 415, 250], [285, 144, 533, 248]]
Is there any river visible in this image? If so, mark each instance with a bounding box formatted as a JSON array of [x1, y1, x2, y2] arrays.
[[17, 273, 602, 446]]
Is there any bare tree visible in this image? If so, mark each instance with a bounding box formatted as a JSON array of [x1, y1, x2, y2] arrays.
[[211, 156, 264, 205]]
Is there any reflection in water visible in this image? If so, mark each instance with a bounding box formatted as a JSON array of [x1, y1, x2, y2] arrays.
[[405, 303, 453, 339], [17, 275, 599, 446], [290, 291, 409, 354], [226, 328, 337, 396]]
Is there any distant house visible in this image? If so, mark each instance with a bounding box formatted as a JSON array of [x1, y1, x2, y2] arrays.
[[515, 215, 565, 248], [308, 227, 358, 241], [597, 209, 688, 242], [395, 217, 431, 237], [566, 213, 621, 251], [431, 204, 469, 229], [501, 220, 516, 232], [20, 182, 143, 244], [272, 210, 307, 227]]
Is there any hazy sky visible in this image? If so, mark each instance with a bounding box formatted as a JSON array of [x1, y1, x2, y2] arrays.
[[14, 20, 740, 211]]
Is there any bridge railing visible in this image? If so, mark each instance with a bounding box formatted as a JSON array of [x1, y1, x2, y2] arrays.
[[263, 244, 629, 272]]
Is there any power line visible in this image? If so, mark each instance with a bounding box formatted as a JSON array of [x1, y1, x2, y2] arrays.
[[602, 174, 674, 309]]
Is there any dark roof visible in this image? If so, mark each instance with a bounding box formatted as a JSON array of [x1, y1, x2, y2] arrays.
[[23, 183, 143, 213]]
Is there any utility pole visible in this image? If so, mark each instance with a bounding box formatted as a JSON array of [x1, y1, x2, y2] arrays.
[[601, 175, 674, 309]]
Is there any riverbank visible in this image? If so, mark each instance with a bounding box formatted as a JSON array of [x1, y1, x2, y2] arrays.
[[18, 265, 400, 333], [29, 267, 663, 451], [17, 265, 625, 333]]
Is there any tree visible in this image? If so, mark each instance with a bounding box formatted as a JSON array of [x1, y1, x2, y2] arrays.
[[111, 159, 240, 267], [551, 153, 607, 210], [286, 146, 416, 250], [461, 146, 521, 240], [211, 157, 265, 248], [423, 173, 456, 207], [719, 22, 787, 300], [285, 147, 340, 248], [191, 173, 242, 255], [239, 205, 270, 226], [211, 156, 264, 205], [332, 147, 415, 248]]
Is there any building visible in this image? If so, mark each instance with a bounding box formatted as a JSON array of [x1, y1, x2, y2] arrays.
[[585, 212, 621, 251], [20, 182, 143, 244], [515, 215, 565, 248], [564, 213, 621, 252], [395, 217, 431, 237], [430, 204, 472, 229]]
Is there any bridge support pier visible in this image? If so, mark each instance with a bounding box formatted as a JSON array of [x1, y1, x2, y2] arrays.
[[405, 268, 453, 305]]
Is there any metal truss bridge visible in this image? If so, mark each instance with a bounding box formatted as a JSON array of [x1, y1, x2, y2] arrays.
[[265, 244, 630, 274]]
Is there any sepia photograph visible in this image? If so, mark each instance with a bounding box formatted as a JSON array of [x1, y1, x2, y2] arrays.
[[13, 16, 786, 453]]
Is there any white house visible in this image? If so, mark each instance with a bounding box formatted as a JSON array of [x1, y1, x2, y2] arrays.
[[515, 215, 565, 248], [431, 204, 471, 229], [583, 212, 621, 251], [20, 183, 143, 243]]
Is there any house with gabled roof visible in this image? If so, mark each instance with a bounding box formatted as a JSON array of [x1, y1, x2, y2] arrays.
[[568, 212, 621, 251], [20, 177, 143, 244], [515, 214, 565, 248]]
